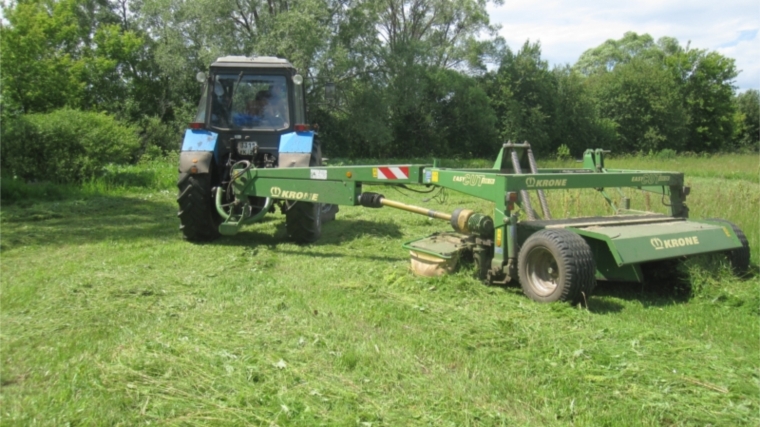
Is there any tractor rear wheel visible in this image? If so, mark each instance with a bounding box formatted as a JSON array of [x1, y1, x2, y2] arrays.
[[285, 201, 321, 243], [177, 173, 222, 242], [283, 139, 335, 243], [518, 229, 596, 303], [707, 218, 750, 276]]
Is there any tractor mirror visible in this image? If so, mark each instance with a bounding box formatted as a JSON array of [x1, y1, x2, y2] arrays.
[[293, 74, 304, 85], [195, 72, 206, 83]]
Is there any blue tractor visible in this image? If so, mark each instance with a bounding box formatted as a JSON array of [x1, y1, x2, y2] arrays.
[[177, 56, 336, 243]]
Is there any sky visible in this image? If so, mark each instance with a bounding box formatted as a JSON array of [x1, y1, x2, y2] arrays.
[[487, 0, 760, 91]]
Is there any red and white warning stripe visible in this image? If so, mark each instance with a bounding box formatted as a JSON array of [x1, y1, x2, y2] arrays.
[[377, 166, 409, 180]]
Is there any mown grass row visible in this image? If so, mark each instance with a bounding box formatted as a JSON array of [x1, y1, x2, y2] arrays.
[[1, 153, 758, 426]]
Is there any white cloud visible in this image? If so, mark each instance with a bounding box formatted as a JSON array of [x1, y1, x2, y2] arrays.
[[487, 0, 760, 91]]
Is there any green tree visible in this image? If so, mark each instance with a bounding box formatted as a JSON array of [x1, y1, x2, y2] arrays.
[[310, 0, 505, 157], [428, 68, 497, 157], [575, 31, 661, 75], [482, 43, 615, 159], [486, 41, 557, 157], [733, 89, 760, 151], [0, 0, 144, 115], [552, 66, 616, 156], [670, 49, 737, 152], [588, 58, 688, 153], [363, 0, 504, 156], [576, 32, 737, 153]]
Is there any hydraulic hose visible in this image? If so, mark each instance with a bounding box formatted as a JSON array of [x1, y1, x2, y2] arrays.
[[215, 186, 272, 223]]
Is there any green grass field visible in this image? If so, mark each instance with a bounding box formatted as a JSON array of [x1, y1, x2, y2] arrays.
[[2, 154, 758, 426]]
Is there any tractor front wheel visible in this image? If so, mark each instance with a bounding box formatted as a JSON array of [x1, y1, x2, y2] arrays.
[[177, 173, 222, 242], [518, 229, 596, 303]]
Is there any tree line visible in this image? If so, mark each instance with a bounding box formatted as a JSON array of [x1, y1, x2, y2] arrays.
[[1, 0, 757, 181]]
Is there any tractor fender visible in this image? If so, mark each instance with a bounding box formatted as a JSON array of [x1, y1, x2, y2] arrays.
[[179, 128, 219, 174], [179, 151, 214, 174], [181, 129, 219, 152], [278, 131, 314, 167]]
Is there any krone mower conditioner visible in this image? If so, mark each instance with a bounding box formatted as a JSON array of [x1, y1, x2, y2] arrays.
[[178, 56, 750, 304]]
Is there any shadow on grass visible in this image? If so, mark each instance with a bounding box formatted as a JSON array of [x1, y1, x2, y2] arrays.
[[0, 194, 178, 251], [212, 218, 404, 247], [588, 279, 692, 314], [275, 248, 407, 263], [211, 218, 407, 262], [585, 257, 722, 313], [320, 219, 405, 244]]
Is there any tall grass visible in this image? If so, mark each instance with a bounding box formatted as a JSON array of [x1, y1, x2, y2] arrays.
[[1, 154, 178, 202]]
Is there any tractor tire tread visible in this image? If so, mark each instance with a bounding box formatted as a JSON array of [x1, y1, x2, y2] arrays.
[[177, 173, 221, 242], [285, 202, 321, 243], [282, 138, 329, 244]]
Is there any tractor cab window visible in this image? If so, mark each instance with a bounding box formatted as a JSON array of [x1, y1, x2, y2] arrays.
[[209, 74, 289, 130]]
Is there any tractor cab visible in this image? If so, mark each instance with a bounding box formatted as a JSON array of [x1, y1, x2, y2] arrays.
[[191, 56, 307, 168]]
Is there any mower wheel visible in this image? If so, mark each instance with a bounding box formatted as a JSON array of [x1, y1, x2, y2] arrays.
[[285, 201, 321, 244], [177, 173, 222, 242], [707, 218, 750, 276], [518, 229, 596, 303]]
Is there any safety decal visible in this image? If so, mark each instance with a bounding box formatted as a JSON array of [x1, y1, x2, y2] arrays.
[[310, 169, 328, 180], [376, 166, 410, 180]]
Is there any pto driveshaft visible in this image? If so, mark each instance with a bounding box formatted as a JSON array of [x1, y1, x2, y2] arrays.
[[358, 192, 493, 237]]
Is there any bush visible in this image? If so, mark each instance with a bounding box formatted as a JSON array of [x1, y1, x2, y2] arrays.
[[137, 115, 183, 158], [556, 144, 571, 160], [1, 108, 140, 183], [656, 148, 677, 159]]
